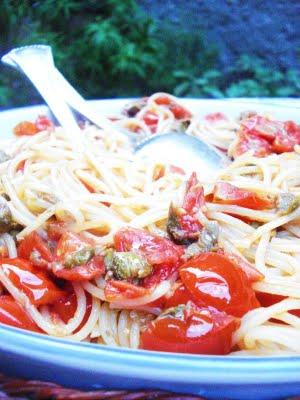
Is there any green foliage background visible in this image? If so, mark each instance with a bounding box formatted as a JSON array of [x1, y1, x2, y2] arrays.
[[1, 0, 299, 108]]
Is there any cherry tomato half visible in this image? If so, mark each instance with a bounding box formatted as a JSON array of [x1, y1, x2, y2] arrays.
[[0, 258, 64, 306], [256, 291, 300, 318], [233, 131, 272, 158], [154, 95, 192, 120], [18, 231, 53, 269], [272, 121, 300, 153], [217, 249, 264, 283], [13, 121, 39, 136], [54, 255, 105, 282], [35, 115, 54, 132], [140, 303, 239, 354], [104, 280, 149, 302], [114, 227, 183, 267], [180, 253, 259, 317], [0, 295, 40, 332], [52, 232, 105, 281], [213, 182, 274, 210], [51, 291, 92, 330]]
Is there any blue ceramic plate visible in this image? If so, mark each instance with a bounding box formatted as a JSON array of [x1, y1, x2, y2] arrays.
[[1, 99, 300, 400]]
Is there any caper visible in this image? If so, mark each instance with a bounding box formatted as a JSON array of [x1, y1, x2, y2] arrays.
[[64, 247, 95, 268], [104, 250, 152, 280], [277, 193, 300, 216], [0, 200, 13, 233]]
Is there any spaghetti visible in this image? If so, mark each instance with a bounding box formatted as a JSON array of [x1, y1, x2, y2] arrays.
[[0, 93, 300, 356]]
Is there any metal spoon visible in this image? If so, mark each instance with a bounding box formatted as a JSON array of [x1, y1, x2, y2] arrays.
[[2, 45, 228, 178]]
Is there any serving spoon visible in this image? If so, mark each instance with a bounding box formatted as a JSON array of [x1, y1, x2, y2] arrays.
[[1, 45, 228, 178]]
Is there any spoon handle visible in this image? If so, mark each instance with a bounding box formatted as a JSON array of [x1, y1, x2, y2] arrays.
[[1, 45, 81, 135]]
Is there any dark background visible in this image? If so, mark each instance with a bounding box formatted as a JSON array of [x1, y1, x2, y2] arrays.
[[1, 0, 299, 108]]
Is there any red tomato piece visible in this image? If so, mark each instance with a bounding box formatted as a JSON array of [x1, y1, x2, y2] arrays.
[[56, 232, 91, 258], [170, 165, 185, 175], [140, 303, 239, 354], [164, 282, 196, 309], [241, 116, 281, 141], [179, 253, 259, 317], [114, 227, 183, 267], [233, 132, 272, 158], [205, 112, 227, 122], [213, 182, 274, 210], [18, 231, 53, 269], [143, 111, 159, 133], [154, 95, 172, 106], [0, 295, 41, 332], [51, 291, 92, 329], [167, 172, 204, 245], [169, 103, 192, 120], [54, 254, 105, 281], [272, 121, 300, 153], [13, 121, 39, 136], [104, 280, 149, 302], [143, 264, 178, 289], [154, 95, 192, 120], [52, 232, 105, 281], [256, 292, 300, 318], [217, 249, 264, 283], [0, 258, 64, 306], [47, 221, 68, 241], [35, 115, 54, 132], [182, 172, 205, 214]]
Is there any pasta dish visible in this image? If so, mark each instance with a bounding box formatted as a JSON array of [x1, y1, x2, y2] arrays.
[[0, 93, 300, 356]]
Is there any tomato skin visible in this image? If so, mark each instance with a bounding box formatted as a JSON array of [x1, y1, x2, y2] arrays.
[[154, 95, 171, 106], [180, 253, 259, 317], [18, 231, 53, 269], [164, 282, 196, 309], [256, 292, 300, 318], [56, 232, 90, 257], [143, 111, 159, 133], [154, 95, 192, 120], [234, 132, 272, 158], [0, 258, 64, 306], [51, 232, 104, 281], [0, 295, 41, 332], [142, 263, 178, 288], [241, 116, 280, 141], [35, 115, 54, 132], [114, 227, 183, 267], [51, 291, 92, 329], [217, 249, 264, 283], [104, 280, 149, 302], [53, 255, 105, 282], [182, 172, 205, 214], [47, 221, 67, 241], [140, 303, 239, 355], [272, 121, 300, 153], [205, 112, 227, 122], [213, 182, 274, 210], [13, 121, 38, 136]]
